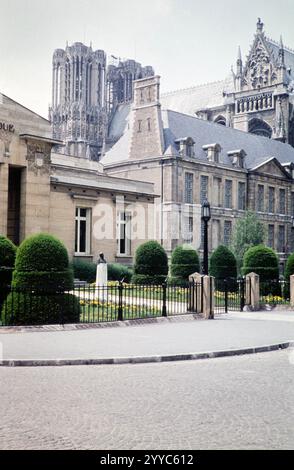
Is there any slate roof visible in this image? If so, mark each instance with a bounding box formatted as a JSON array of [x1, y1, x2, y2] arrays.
[[108, 102, 131, 141], [162, 110, 294, 170], [102, 106, 294, 171], [160, 75, 234, 116]]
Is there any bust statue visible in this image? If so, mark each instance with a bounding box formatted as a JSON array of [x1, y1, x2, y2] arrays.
[[97, 252, 107, 264]]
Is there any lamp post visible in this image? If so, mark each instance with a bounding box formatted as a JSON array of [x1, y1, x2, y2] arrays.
[[201, 198, 211, 275]]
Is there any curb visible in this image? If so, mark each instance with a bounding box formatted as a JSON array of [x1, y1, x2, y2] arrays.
[[1, 341, 293, 367]]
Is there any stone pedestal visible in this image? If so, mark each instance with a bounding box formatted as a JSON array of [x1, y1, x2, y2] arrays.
[[188, 272, 203, 313], [202, 275, 215, 319], [96, 262, 108, 301], [245, 272, 260, 310]]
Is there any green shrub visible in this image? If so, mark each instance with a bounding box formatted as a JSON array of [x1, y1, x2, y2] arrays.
[[0, 235, 17, 268], [15, 233, 68, 272], [131, 274, 167, 285], [242, 245, 280, 295], [108, 263, 132, 283], [2, 292, 80, 326], [0, 236, 17, 309], [2, 233, 80, 325], [170, 245, 200, 282], [209, 245, 237, 290], [284, 253, 294, 298], [132, 241, 168, 284], [71, 259, 96, 283]]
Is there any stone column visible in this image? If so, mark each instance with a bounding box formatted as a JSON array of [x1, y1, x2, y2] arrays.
[[245, 272, 260, 310], [188, 272, 204, 313], [290, 275, 294, 308], [202, 275, 215, 319]]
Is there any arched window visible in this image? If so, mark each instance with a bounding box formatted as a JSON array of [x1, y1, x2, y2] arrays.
[[214, 115, 226, 126], [249, 118, 272, 138]]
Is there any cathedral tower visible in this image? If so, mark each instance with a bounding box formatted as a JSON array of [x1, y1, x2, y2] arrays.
[[50, 43, 107, 160]]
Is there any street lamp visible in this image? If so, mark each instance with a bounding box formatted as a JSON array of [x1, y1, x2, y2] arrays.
[[201, 198, 211, 275]]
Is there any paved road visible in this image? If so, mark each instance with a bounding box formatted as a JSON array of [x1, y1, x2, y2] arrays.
[[1, 313, 294, 361], [0, 350, 294, 449]]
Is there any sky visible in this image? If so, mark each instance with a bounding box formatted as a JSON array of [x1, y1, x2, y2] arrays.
[[0, 0, 293, 119]]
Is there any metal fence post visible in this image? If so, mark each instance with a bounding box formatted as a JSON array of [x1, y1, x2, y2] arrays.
[[118, 280, 123, 321], [240, 277, 245, 311], [162, 281, 167, 317], [224, 279, 228, 313]]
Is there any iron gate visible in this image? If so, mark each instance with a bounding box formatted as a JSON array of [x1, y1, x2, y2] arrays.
[[214, 277, 246, 313]]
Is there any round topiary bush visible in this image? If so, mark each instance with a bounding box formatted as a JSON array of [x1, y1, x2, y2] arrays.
[[242, 245, 280, 295], [170, 245, 200, 284], [209, 245, 237, 291], [1, 233, 80, 325], [132, 241, 168, 285]]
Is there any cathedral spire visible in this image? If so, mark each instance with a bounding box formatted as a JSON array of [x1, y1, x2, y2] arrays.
[[236, 46, 243, 77], [278, 35, 285, 67], [256, 18, 264, 34]]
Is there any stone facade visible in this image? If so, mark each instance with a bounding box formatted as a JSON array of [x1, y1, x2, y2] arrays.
[[0, 93, 156, 263], [161, 19, 294, 148], [102, 75, 294, 271], [49, 43, 154, 161]]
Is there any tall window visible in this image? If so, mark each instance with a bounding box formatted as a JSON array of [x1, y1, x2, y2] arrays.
[[238, 182, 246, 210], [183, 216, 193, 243], [279, 188, 286, 214], [224, 220, 232, 246], [268, 224, 274, 249], [257, 185, 264, 212], [278, 225, 285, 253], [268, 187, 275, 213], [224, 180, 232, 209], [213, 177, 222, 207], [184, 173, 193, 204], [75, 208, 91, 254], [118, 211, 131, 255], [200, 175, 208, 204], [212, 219, 220, 249], [291, 228, 294, 252]]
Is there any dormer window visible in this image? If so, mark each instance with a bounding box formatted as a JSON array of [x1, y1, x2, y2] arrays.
[[175, 137, 195, 158], [202, 143, 221, 163], [227, 149, 247, 168]]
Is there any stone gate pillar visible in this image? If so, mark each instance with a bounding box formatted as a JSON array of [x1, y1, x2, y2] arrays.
[[245, 272, 260, 310]]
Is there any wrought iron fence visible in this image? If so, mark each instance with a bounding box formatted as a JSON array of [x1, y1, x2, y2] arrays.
[[0, 281, 201, 327], [214, 277, 245, 313], [259, 279, 290, 306]]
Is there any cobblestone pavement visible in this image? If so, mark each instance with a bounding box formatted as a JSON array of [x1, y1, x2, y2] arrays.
[[0, 350, 294, 449], [1, 314, 294, 360]]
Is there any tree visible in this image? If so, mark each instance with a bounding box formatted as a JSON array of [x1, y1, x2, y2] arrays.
[[2, 233, 80, 325], [132, 241, 168, 284], [209, 245, 237, 290], [242, 245, 280, 295], [230, 211, 264, 271], [170, 245, 200, 284]]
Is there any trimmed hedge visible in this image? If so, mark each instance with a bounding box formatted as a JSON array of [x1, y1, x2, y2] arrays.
[[71, 259, 96, 283], [131, 274, 167, 285], [71, 259, 133, 283], [209, 245, 237, 292], [2, 233, 80, 325], [2, 292, 80, 326], [170, 245, 200, 282], [242, 245, 280, 295], [15, 233, 69, 272], [0, 235, 16, 269], [108, 263, 132, 283], [132, 241, 168, 285]]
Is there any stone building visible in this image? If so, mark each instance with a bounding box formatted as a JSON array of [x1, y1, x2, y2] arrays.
[[161, 19, 294, 147], [49, 43, 154, 160], [0, 92, 156, 264], [102, 75, 294, 270]]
